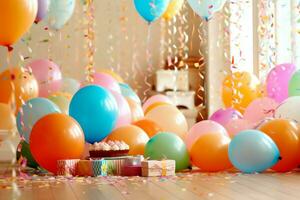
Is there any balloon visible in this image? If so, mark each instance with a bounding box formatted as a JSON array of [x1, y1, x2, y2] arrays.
[[266, 63, 296, 103], [89, 72, 121, 93], [30, 113, 85, 173], [224, 119, 254, 138], [145, 104, 188, 139], [107, 125, 149, 155], [185, 120, 228, 151], [16, 97, 61, 143], [35, 0, 49, 23], [144, 102, 171, 115], [209, 108, 242, 127], [126, 98, 144, 122], [228, 130, 279, 173], [0, 68, 39, 113], [190, 133, 232, 172], [289, 69, 300, 97], [99, 69, 124, 83], [143, 94, 172, 112], [187, 0, 226, 21], [61, 77, 80, 95], [119, 83, 141, 105], [163, 0, 184, 20], [144, 132, 190, 171], [16, 140, 39, 169], [0, 103, 16, 131], [26, 59, 62, 97], [46, 0, 75, 30], [133, 119, 163, 138], [111, 91, 131, 128], [259, 119, 300, 172], [48, 93, 70, 114], [274, 96, 300, 123], [133, 0, 170, 23], [69, 85, 118, 143], [244, 97, 279, 125], [222, 71, 262, 113], [0, 1, 37, 46]]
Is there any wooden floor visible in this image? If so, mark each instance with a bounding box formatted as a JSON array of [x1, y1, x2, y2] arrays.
[[1, 163, 300, 200]]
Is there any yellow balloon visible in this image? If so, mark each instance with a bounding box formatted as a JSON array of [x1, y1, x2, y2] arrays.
[[222, 72, 262, 113], [126, 98, 144, 122], [145, 104, 188, 140], [48, 93, 71, 115], [0, 103, 16, 131], [163, 0, 184, 20], [98, 69, 124, 83]]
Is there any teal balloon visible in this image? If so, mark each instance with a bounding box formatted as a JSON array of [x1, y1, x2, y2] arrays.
[[288, 69, 300, 97], [228, 130, 280, 174], [119, 83, 141, 105], [16, 141, 39, 169], [46, 0, 75, 30], [69, 85, 118, 143], [144, 132, 190, 171], [17, 98, 61, 143], [133, 0, 170, 23], [187, 0, 226, 20]]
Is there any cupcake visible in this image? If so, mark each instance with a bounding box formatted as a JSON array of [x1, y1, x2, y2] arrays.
[[89, 140, 130, 158]]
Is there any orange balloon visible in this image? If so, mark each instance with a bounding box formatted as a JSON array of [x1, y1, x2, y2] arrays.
[[222, 72, 261, 113], [107, 125, 149, 155], [259, 119, 300, 172], [133, 119, 163, 138], [30, 113, 85, 174], [126, 98, 144, 122], [0, 68, 39, 113], [0, 103, 16, 130], [144, 102, 171, 115], [0, 1, 37, 46], [190, 133, 232, 172]]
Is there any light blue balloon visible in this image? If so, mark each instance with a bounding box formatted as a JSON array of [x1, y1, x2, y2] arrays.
[[46, 0, 75, 30], [69, 85, 118, 143], [228, 130, 279, 174], [119, 83, 141, 105], [133, 0, 170, 23], [17, 98, 61, 143], [187, 0, 226, 21]]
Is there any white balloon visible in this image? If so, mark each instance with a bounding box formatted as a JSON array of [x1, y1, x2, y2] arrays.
[[187, 0, 226, 20], [275, 96, 300, 123]]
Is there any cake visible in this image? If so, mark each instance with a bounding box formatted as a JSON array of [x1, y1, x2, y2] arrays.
[[89, 141, 130, 158]]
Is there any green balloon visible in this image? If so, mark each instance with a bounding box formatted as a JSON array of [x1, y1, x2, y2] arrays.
[[289, 70, 300, 97], [16, 141, 39, 169], [144, 132, 190, 171]]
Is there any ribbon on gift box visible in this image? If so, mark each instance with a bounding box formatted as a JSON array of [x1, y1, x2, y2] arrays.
[[141, 159, 176, 177]]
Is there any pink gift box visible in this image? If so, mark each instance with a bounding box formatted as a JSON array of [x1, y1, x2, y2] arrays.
[[57, 159, 80, 176]]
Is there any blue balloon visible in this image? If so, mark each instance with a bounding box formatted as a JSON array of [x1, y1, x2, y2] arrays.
[[46, 0, 75, 30], [187, 0, 226, 21], [228, 130, 280, 173], [17, 98, 61, 143], [119, 83, 141, 105], [69, 85, 118, 143], [133, 0, 170, 23]]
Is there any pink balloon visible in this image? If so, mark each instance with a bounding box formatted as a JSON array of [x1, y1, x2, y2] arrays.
[[142, 94, 172, 111], [266, 63, 296, 103], [209, 108, 242, 126], [185, 120, 228, 151], [111, 91, 132, 128], [26, 59, 62, 97], [92, 72, 121, 93], [225, 119, 254, 138], [244, 97, 279, 125]]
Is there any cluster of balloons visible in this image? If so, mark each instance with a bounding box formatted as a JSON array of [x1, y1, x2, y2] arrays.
[[0, 0, 75, 47], [133, 0, 226, 23]]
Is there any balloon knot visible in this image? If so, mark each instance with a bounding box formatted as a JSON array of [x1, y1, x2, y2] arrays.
[[5, 45, 13, 52]]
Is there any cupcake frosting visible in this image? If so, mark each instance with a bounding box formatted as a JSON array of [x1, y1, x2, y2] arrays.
[[89, 140, 129, 151]]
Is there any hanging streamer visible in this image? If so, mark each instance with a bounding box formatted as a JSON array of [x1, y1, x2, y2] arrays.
[[143, 25, 153, 102], [119, 0, 129, 81]]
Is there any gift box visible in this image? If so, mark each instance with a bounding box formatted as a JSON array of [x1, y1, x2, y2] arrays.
[[57, 159, 79, 176], [121, 165, 142, 176], [92, 160, 107, 176], [141, 160, 176, 177], [76, 160, 93, 177], [104, 156, 127, 175]]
